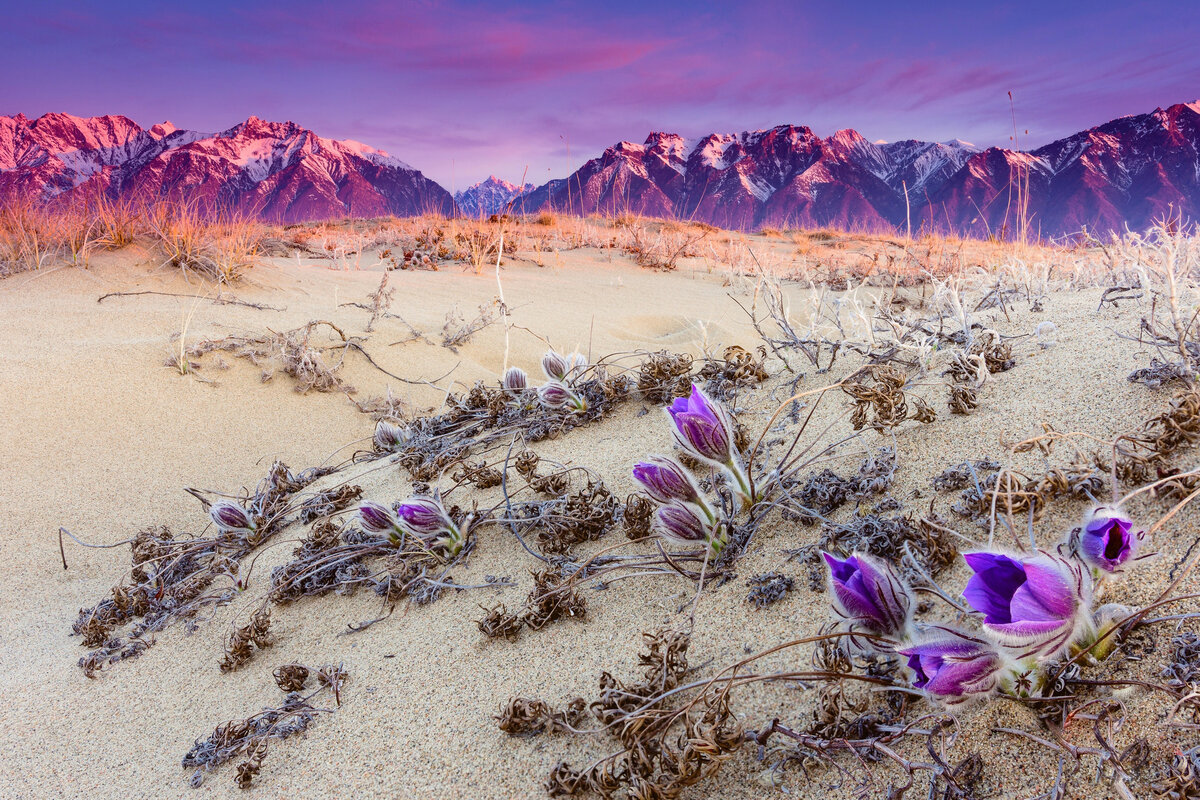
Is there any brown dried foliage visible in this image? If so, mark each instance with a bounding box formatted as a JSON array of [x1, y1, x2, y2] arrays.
[[220, 608, 273, 673], [842, 364, 935, 431]]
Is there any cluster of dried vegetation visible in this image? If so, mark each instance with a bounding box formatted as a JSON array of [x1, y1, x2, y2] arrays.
[[42, 201, 1200, 797]]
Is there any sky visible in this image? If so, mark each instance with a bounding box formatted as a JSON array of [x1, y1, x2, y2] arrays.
[[4, 0, 1198, 190]]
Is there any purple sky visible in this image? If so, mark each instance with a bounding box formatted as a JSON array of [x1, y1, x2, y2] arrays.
[[5, 0, 1198, 189]]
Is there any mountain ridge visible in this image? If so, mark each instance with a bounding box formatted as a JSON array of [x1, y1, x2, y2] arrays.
[[0, 112, 453, 221], [4, 102, 1200, 237]]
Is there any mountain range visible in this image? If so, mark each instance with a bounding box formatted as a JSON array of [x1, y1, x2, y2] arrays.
[[517, 101, 1200, 239], [3, 102, 1200, 237], [0, 113, 453, 220]]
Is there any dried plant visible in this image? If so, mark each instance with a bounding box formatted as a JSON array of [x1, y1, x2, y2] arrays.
[[69, 461, 330, 674], [183, 664, 345, 789], [746, 572, 795, 608], [219, 607, 273, 673], [441, 301, 497, 350], [842, 364, 936, 431], [190, 320, 357, 394]]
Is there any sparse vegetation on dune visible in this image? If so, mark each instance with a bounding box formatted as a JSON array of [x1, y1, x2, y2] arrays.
[[38, 208, 1200, 797], [3, 199, 1177, 289], [9, 190, 1200, 798]]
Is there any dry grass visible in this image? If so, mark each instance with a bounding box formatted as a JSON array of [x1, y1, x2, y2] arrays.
[[3, 200, 1195, 299], [0, 196, 265, 282]]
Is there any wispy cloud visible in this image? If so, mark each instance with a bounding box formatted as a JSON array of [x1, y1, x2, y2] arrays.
[[3, 0, 1196, 186]]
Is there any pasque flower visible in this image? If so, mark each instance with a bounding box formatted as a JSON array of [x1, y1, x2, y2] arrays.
[[899, 626, 1006, 703], [962, 551, 1092, 659], [1076, 506, 1143, 574], [541, 350, 569, 381], [665, 384, 753, 504], [373, 420, 409, 452], [633, 455, 710, 514], [653, 500, 726, 555], [823, 552, 914, 642], [358, 501, 401, 538], [538, 380, 587, 413], [566, 352, 588, 376], [395, 497, 465, 555], [210, 501, 256, 533], [502, 366, 528, 393]]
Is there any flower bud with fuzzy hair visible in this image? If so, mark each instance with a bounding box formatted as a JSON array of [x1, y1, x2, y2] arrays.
[[538, 380, 587, 414], [823, 551, 914, 644], [566, 352, 588, 376], [633, 456, 705, 508], [665, 383, 754, 504], [652, 500, 725, 555], [395, 497, 464, 555], [502, 366, 528, 393], [358, 501, 401, 540], [541, 350, 569, 381], [210, 501, 255, 533], [373, 420, 409, 452]]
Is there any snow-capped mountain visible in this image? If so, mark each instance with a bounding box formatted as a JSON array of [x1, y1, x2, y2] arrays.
[[516, 125, 980, 232], [454, 176, 534, 217], [0, 113, 453, 221], [4, 103, 1200, 238], [518, 101, 1200, 239]]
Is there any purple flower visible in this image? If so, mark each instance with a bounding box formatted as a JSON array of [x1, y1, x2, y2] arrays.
[[962, 551, 1091, 659], [210, 501, 255, 533], [502, 366, 528, 392], [542, 350, 569, 381], [538, 380, 586, 413], [653, 501, 724, 554], [633, 456, 703, 506], [395, 498, 453, 538], [358, 501, 400, 536], [1078, 507, 1142, 573], [665, 384, 735, 465], [823, 552, 913, 641], [395, 497, 464, 555], [899, 627, 1005, 703]]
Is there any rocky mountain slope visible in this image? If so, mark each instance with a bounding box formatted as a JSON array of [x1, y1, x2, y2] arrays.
[[0, 113, 453, 221]]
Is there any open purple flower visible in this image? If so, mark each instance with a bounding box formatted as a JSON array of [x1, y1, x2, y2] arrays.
[[653, 500, 725, 555], [823, 552, 913, 642], [633, 456, 706, 508], [358, 501, 401, 538], [542, 350, 569, 381], [210, 501, 255, 533], [396, 497, 464, 555], [962, 551, 1091, 659], [502, 366, 528, 393], [1077, 506, 1142, 573], [899, 627, 1005, 703]]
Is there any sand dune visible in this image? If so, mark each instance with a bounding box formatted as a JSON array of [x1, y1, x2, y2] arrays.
[[2, 228, 1198, 799]]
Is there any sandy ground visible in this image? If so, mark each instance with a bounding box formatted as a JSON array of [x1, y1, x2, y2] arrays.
[[1, 243, 1197, 799]]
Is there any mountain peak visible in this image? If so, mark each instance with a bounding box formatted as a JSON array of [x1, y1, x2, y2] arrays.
[[149, 121, 177, 138], [0, 112, 451, 222], [454, 176, 534, 217]]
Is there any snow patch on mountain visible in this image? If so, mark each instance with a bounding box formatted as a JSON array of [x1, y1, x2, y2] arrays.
[[454, 176, 535, 217]]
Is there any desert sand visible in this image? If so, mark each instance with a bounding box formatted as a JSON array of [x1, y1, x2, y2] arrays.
[[1, 226, 1198, 800]]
